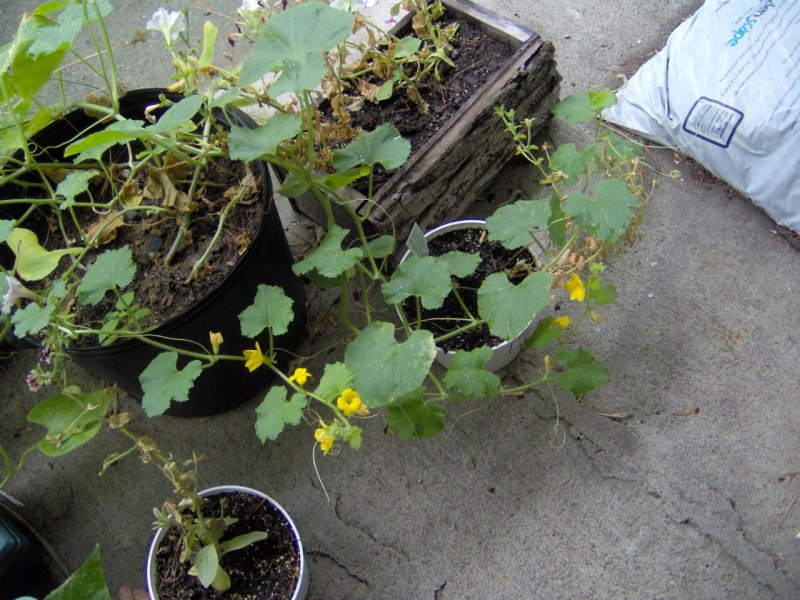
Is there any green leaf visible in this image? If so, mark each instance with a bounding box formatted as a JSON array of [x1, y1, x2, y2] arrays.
[[227, 114, 301, 161], [65, 120, 147, 164], [314, 362, 355, 403], [331, 123, 411, 172], [438, 251, 481, 277], [478, 270, 553, 341], [55, 169, 98, 209], [0, 219, 15, 244], [376, 78, 394, 101], [11, 301, 54, 337], [552, 89, 616, 124], [44, 546, 111, 600], [442, 346, 502, 396], [147, 94, 203, 135], [563, 178, 637, 243], [486, 200, 550, 249], [194, 544, 226, 589], [548, 189, 567, 246], [140, 352, 203, 417], [292, 225, 362, 279], [387, 391, 444, 439], [28, 389, 112, 457], [344, 322, 436, 408], [29, 0, 113, 57], [381, 254, 452, 309], [587, 279, 616, 306], [322, 166, 371, 190], [220, 531, 268, 555], [254, 387, 306, 443], [556, 348, 609, 396], [4, 16, 68, 100], [604, 131, 643, 160], [238, 284, 294, 337], [525, 316, 565, 348], [394, 36, 422, 58], [366, 235, 395, 259], [77, 246, 136, 305], [270, 55, 328, 96], [549, 143, 596, 182], [5, 227, 82, 280], [239, 2, 355, 85]]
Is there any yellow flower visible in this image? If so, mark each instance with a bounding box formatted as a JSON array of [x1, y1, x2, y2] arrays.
[[209, 331, 223, 355], [288, 367, 311, 386], [553, 316, 571, 329], [565, 273, 585, 302], [243, 341, 265, 372], [336, 388, 363, 417], [314, 423, 335, 455]]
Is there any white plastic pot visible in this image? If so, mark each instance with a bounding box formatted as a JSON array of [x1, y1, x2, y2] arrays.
[[399, 219, 545, 372], [146, 485, 308, 600]]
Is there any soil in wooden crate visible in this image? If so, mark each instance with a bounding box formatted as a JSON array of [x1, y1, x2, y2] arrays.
[[153, 491, 301, 600], [345, 15, 518, 192]]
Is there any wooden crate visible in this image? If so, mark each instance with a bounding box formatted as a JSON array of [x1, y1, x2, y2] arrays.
[[294, 0, 560, 242]]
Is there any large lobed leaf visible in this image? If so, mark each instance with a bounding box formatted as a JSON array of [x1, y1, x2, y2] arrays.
[[344, 322, 435, 408], [239, 2, 355, 85], [478, 270, 553, 341]]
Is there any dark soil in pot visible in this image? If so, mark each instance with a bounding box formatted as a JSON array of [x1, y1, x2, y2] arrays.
[[337, 15, 517, 192], [153, 491, 301, 600], [3, 89, 306, 416], [403, 227, 536, 352]]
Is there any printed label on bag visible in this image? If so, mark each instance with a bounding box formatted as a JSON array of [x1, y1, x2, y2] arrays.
[[682, 97, 744, 148]]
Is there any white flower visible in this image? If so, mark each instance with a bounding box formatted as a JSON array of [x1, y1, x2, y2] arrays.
[[239, 0, 261, 11], [1, 274, 38, 315], [146, 8, 187, 46]]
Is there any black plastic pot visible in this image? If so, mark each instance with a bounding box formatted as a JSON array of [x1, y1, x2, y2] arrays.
[[3, 89, 306, 417], [0, 505, 66, 600]]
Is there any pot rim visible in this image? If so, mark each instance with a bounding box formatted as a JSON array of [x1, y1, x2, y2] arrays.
[[397, 219, 546, 367], [146, 484, 308, 600]]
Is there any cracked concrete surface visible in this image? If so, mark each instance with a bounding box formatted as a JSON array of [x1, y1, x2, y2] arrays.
[[2, 0, 799, 598]]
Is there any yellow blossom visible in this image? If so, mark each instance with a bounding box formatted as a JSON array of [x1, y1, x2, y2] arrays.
[[288, 367, 311, 386], [209, 331, 223, 355], [565, 273, 585, 302], [314, 422, 335, 455], [544, 355, 551, 370], [553, 316, 571, 329], [336, 388, 363, 417], [243, 341, 265, 372]]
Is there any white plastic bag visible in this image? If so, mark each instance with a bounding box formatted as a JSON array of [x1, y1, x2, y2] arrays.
[[603, 0, 800, 232]]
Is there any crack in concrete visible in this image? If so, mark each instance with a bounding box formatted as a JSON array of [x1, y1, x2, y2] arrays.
[[333, 495, 411, 561], [307, 549, 372, 590], [665, 483, 796, 597]]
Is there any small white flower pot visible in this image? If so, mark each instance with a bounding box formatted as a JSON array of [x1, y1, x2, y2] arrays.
[[399, 219, 544, 372], [146, 485, 308, 600]]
